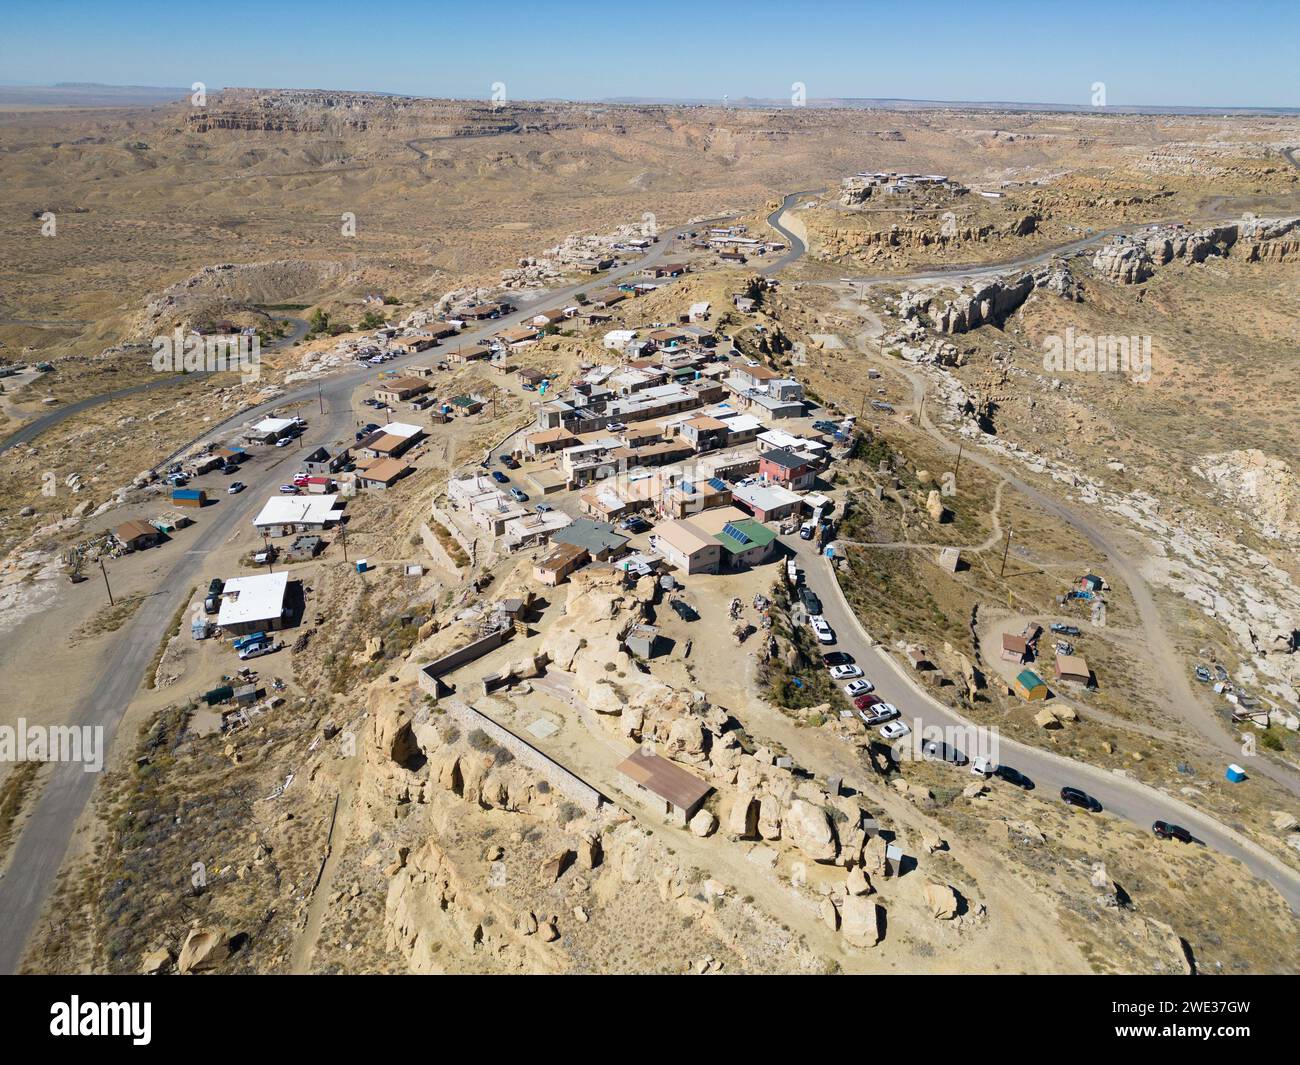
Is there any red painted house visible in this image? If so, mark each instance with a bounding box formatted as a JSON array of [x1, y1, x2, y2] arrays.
[[758, 448, 816, 490]]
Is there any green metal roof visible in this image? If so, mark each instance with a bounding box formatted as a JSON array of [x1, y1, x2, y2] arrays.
[[714, 518, 776, 554], [1016, 669, 1046, 690]]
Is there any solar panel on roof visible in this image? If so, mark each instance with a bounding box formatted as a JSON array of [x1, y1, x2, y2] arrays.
[[707, 477, 727, 491], [680, 480, 694, 494], [721, 521, 751, 545]]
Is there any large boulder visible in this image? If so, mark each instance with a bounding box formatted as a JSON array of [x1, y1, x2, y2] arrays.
[[785, 799, 837, 862], [727, 792, 760, 839], [924, 881, 960, 919], [840, 896, 881, 947], [177, 926, 230, 974], [689, 809, 718, 837]]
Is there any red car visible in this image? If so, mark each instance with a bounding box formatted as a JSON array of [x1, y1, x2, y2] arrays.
[[853, 693, 883, 712]]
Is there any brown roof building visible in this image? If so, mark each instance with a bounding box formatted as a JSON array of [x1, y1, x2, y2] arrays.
[[616, 749, 712, 825]]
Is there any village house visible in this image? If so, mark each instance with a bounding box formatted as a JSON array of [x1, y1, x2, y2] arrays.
[[216, 571, 293, 636], [357, 422, 426, 459], [1001, 633, 1030, 664], [373, 376, 431, 405], [1055, 654, 1093, 688], [114, 519, 163, 552], [533, 541, 589, 586], [251, 494, 343, 537], [729, 480, 803, 523], [758, 448, 818, 491], [652, 517, 724, 574], [550, 517, 629, 562], [355, 458, 413, 491]]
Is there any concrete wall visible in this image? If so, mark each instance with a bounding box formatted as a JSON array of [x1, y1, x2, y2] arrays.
[[418, 628, 513, 700], [446, 700, 605, 813]]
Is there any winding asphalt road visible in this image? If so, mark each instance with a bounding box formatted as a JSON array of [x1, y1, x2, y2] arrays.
[[788, 535, 1300, 915], [0, 316, 311, 455]]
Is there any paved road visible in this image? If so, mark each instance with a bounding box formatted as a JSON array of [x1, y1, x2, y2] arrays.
[[760, 190, 821, 273], [0, 214, 733, 973], [0, 316, 311, 455], [787, 535, 1300, 915]]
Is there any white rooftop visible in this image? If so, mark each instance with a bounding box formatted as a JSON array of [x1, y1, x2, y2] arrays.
[[732, 480, 803, 512], [379, 422, 423, 438], [252, 417, 297, 434], [252, 494, 341, 527], [217, 571, 289, 628]]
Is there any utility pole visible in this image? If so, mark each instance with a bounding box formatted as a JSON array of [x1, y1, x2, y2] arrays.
[[340, 521, 349, 564], [953, 440, 963, 481], [999, 528, 1013, 578], [100, 558, 114, 606], [317, 381, 324, 415], [263, 532, 273, 573]]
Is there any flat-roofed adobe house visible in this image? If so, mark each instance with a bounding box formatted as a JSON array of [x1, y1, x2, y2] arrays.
[[373, 376, 431, 404], [616, 749, 712, 826], [355, 458, 413, 491]]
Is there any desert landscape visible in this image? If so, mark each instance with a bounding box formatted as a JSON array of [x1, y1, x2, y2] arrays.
[[0, 76, 1297, 987]]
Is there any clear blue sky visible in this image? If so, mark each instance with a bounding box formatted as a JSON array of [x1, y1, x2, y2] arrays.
[[2, 0, 1296, 108]]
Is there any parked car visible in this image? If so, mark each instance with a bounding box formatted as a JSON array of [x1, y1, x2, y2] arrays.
[[829, 664, 863, 681], [1214, 664, 1229, 682], [535, 503, 554, 513], [509, 487, 528, 502], [878, 720, 911, 741], [853, 692, 883, 711], [1049, 623, 1081, 636], [606, 422, 627, 432], [491, 470, 509, 484], [921, 739, 967, 766], [860, 704, 899, 727], [275, 437, 292, 448], [799, 521, 816, 540], [810, 616, 835, 644], [502, 456, 519, 469], [207, 578, 224, 596], [227, 481, 246, 494], [1060, 786, 1100, 812], [843, 678, 873, 698], [278, 484, 299, 493], [1152, 820, 1193, 843], [970, 756, 996, 777], [237, 641, 279, 661], [1054, 640, 1074, 656], [812, 420, 838, 433], [669, 599, 699, 622], [1194, 665, 1212, 682], [994, 765, 1034, 790], [822, 651, 853, 667], [620, 516, 650, 533], [799, 587, 822, 615]]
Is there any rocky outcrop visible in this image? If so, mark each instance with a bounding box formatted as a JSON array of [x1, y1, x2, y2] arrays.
[[1094, 215, 1300, 284], [1092, 239, 1154, 284]]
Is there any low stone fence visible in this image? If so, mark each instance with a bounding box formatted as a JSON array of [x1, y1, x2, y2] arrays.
[[419, 628, 513, 700], [446, 699, 605, 813]]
